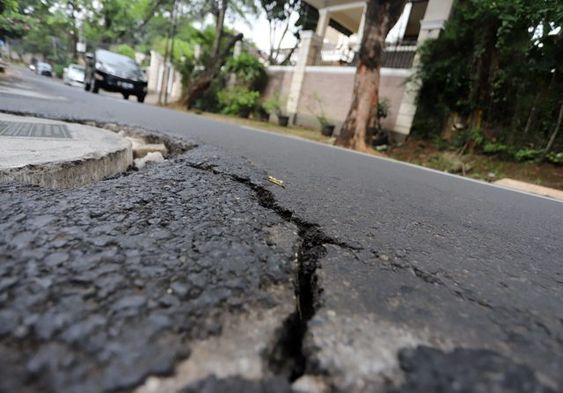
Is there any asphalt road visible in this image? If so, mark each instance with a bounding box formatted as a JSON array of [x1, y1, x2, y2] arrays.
[[1, 67, 563, 392]]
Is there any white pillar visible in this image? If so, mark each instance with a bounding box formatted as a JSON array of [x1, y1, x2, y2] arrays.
[[286, 31, 321, 121], [316, 9, 329, 38], [148, 50, 163, 93], [228, 41, 242, 88], [393, 0, 455, 139], [357, 4, 367, 42]]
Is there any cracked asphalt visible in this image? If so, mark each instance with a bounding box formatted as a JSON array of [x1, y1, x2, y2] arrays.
[[0, 147, 301, 393], [1, 67, 563, 392]]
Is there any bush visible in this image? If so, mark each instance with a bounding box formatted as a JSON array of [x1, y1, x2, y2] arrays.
[[546, 152, 563, 165], [264, 95, 285, 116], [111, 44, 136, 59], [377, 97, 391, 121], [217, 87, 260, 117], [452, 128, 484, 149], [432, 136, 450, 151], [53, 64, 66, 78], [514, 148, 542, 162], [225, 53, 267, 91], [483, 143, 510, 155]]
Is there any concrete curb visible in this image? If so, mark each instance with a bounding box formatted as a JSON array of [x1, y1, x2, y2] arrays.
[[0, 113, 133, 188]]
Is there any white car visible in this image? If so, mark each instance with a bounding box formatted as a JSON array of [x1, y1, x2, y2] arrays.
[[36, 62, 53, 77], [63, 64, 85, 86]]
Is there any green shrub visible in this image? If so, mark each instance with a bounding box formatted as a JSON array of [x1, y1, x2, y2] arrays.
[[217, 87, 260, 117], [432, 136, 449, 151], [225, 53, 267, 91], [264, 95, 284, 116], [483, 143, 510, 155], [513, 148, 542, 162], [452, 128, 484, 149], [111, 44, 136, 59], [546, 152, 563, 165], [377, 97, 391, 121], [53, 64, 66, 78]]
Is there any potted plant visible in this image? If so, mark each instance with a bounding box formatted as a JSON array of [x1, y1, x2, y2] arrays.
[[217, 87, 259, 119], [255, 103, 270, 122], [371, 97, 391, 146], [317, 114, 335, 137], [264, 95, 289, 127], [309, 94, 335, 136]]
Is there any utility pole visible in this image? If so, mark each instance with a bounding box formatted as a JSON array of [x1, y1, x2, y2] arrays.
[[164, 0, 179, 105], [158, 0, 178, 105]]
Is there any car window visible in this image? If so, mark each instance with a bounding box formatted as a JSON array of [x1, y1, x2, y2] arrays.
[[96, 50, 141, 72], [70, 65, 84, 72]]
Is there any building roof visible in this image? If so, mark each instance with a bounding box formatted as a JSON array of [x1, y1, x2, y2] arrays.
[[305, 0, 367, 33]]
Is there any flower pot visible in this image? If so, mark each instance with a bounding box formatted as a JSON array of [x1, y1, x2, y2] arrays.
[[256, 111, 270, 122], [238, 107, 252, 118], [278, 115, 289, 127], [321, 124, 335, 137]]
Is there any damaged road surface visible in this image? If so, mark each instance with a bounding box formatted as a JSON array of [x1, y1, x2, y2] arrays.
[[1, 72, 563, 393], [1, 138, 559, 393], [0, 144, 321, 393]]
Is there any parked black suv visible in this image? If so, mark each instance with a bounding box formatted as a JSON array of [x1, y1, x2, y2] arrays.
[[84, 49, 148, 102]]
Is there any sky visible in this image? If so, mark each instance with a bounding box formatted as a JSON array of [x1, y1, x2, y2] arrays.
[[230, 10, 299, 53]]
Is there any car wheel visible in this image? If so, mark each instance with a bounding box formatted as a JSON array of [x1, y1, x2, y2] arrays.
[[122, 93, 129, 100], [137, 94, 145, 103]]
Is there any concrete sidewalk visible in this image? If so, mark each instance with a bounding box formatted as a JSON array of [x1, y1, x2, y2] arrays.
[[494, 178, 563, 201]]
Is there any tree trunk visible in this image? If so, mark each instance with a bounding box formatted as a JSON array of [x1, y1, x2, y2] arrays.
[[67, 1, 78, 61], [183, 33, 243, 108], [335, 0, 406, 151], [211, 0, 228, 58], [545, 103, 563, 153]]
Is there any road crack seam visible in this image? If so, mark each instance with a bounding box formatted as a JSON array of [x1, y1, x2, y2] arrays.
[[186, 160, 358, 383]]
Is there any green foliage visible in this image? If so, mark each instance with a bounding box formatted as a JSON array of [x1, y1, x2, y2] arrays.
[[450, 128, 484, 149], [412, 0, 563, 152], [0, 0, 18, 14], [264, 95, 285, 116], [53, 63, 66, 78], [483, 142, 510, 155], [111, 44, 136, 59], [482, 144, 550, 163], [377, 97, 391, 121], [546, 152, 563, 165], [191, 74, 226, 113], [514, 148, 543, 162], [432, 137, 450, 151], [225, 53, 267, 91], [259, 0, 318, 63], [217, 87, 260, 117]]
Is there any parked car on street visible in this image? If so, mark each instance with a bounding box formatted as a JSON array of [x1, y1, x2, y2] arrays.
[[84, 49, 147, 103], [63, 64, 85, 87], [36, 62, 53, 77]]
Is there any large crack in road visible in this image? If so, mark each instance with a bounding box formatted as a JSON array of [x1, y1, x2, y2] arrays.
[[186, 159, 360, 385]]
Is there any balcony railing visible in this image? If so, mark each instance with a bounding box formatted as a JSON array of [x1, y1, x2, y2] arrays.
[[319, 43, 417, 69]]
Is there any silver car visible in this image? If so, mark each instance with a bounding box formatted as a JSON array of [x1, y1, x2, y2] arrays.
[[63, 64, 85, 86], [36, 62, 53, 77]]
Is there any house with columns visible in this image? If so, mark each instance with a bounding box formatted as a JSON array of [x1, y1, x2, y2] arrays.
[[264, 0, 454, 141]]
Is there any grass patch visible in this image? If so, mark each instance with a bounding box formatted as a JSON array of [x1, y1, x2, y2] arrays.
[[166, 103, 333, 144], [388, 139, 563, 190]]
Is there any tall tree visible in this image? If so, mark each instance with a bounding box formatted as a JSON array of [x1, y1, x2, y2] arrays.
[[181, 0, 254, 108], [336, 0, 407, 151], [260, 0, 300, 64]]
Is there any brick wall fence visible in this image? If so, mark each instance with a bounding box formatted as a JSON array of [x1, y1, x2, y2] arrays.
[[264, 66, 410, 138]]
